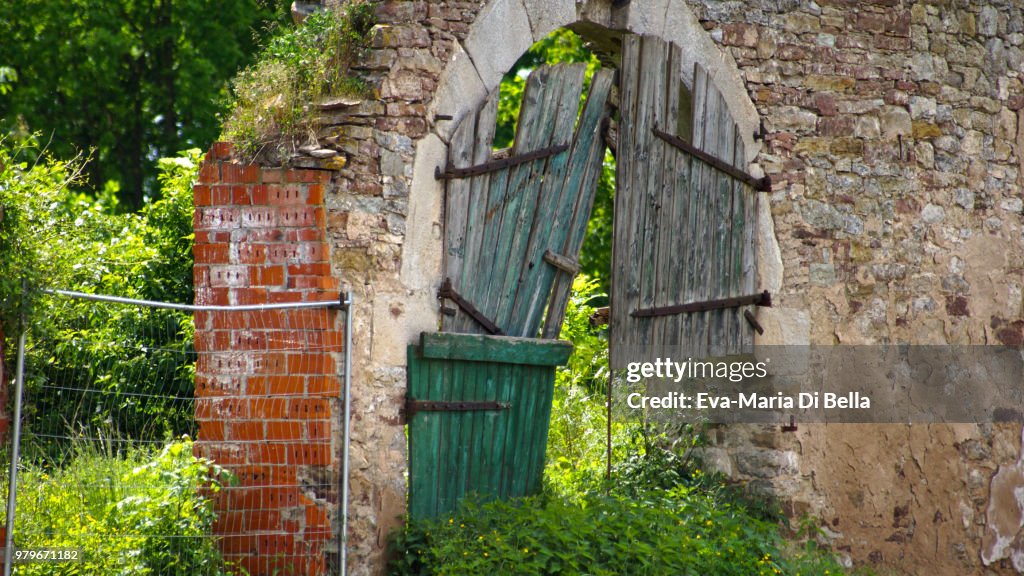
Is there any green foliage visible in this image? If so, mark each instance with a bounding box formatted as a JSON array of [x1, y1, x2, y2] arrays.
[[0, 0, 280, 208], [223, 2, 377, 160], [2, 439, 241, 575], [544, 275, 629, 496], [0, 138, 86, 331], [0, 138, 200, 454]]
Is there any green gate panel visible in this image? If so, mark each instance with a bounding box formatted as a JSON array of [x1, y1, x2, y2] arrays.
[[407, 332, 572, 520]]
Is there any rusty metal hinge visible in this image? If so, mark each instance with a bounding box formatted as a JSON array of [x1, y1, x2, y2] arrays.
[[438, 278, 504, 335], [434, 144, 569, 181], [653, 127, 771, 192], [405, 399, 511, 417], [632, 290, 772, 318]]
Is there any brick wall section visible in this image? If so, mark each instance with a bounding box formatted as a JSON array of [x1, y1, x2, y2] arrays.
[[193, 141, 342, 576]]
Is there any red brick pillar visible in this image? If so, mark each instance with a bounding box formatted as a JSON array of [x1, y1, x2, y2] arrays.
[[193, 142, 341, 576]]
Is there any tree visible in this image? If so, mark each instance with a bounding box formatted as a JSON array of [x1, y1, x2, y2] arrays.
[[0, 0, 285, 209]]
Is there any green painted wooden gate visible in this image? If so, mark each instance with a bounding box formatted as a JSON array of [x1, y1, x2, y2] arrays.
[[407, 63, 612, 519], [407, 333, 572, 519]]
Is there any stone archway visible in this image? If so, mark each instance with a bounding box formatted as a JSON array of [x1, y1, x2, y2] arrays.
[[400, 0, 782, 348]]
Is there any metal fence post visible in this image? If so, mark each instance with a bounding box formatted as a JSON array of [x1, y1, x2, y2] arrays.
[[3, 323, 27, 576]]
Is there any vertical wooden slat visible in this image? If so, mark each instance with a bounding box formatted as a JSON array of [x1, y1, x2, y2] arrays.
[[443, 113, 479, 332], [610, 35, 642, 369], [505, 64, 587, 335], [711, 94, 736, 358], [654, 43, 682, 348], [541, 69, 615, 339], [450, 90, 500, 333], [638, 37, 668, 353], [406, 347, 430, 517], [741, 151, 757, 352], [688, 63, 711, 359], [730, 129, 747, 352]]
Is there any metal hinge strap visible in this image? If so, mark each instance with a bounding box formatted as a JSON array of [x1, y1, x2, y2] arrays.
[[434, 144, 570, 181], [632, 290, 772, 318], [653, 127, 771, 192], [438, 278, 504, 335], [405, 399, 511, 417]]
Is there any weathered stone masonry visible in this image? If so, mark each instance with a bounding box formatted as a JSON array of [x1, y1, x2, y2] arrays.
[[684, 1, 1024, 574], [195, 0, 1024, 574]]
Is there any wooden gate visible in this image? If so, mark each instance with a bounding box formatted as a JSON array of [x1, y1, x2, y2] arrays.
[[408, 35, 768, 518], [610, 35, 768, 368], [408, 63, 613, 518]]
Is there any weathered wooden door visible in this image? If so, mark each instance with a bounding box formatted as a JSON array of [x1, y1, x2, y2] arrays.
[[610, 35, 767, 368], [408, 63, 613, 518]]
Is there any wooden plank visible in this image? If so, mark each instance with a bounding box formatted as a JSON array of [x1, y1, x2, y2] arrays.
[[542, 69, 614, 339], [653, 43, 682, 349], [687, 62, 710, 359], [505, 64, 588, 336], [464, 363, 486, 494], [542, 250, 581, 275], [420, 332, 573, 366], [451, 89, 500, 333], [637, 36, 668, 354], [479, 360, 503, 498], [497, 363, 522, 497], [406, 346, 432, 518], [710, 91, 736, 358], [441, 359, 466, 513], [481, 65, 564, 333], [610, 34, 641, 370], [443, 112, 479, 332], [741, 140, 757, 352], [526, 370, 556, 493]]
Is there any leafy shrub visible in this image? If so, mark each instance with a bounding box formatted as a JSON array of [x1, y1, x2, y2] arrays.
[[2, 439, 239, 575], [222, 2, 376, 160], [389, 485, 833, 576], [0, 138, 200, 455]]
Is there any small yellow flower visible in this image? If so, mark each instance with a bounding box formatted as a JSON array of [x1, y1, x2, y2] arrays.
[[448, 518, 454, 524], [460, 524, 465, 528], [696, 535, 701, 539], [705, 520, 712, 527], [478, 536, 484, 541], [523, 548, 529, 554], [484, 552, 489, 558]]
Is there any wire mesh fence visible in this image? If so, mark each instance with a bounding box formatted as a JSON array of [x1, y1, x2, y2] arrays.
[[1, 289, 348, 576]]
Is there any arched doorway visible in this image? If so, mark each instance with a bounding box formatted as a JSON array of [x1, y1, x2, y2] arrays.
[[403, 1, 774, 519]]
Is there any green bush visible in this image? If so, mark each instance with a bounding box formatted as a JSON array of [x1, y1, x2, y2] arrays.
[[0, 138, 200, 456], [222, 2, 376, 160], [3, 439, 239, 575]]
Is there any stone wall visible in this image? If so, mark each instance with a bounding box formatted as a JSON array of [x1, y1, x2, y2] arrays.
[[197, 0, 1024, 574], [682, 0, 1024, 573]]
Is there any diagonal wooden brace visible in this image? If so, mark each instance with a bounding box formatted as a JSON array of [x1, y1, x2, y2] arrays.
[[438, 278, 504, 335]]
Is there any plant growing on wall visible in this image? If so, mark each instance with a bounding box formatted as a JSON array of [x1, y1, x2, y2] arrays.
[[222, 1, 376, 161]]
